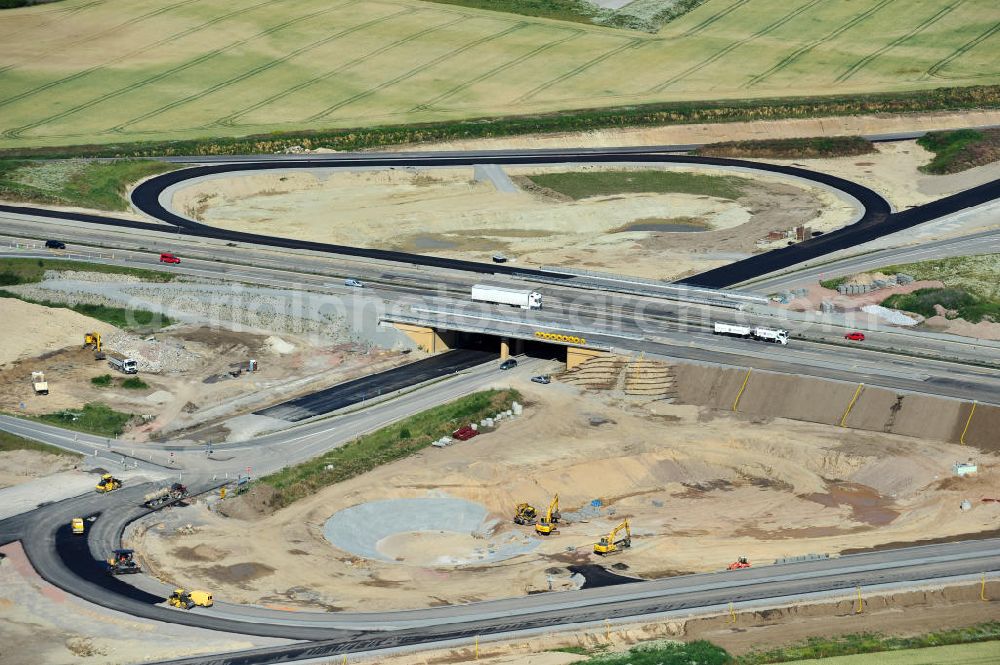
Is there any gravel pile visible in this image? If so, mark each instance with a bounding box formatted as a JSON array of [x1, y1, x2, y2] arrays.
[[861, 304, 919, 326], [104, 331, 203, 374]]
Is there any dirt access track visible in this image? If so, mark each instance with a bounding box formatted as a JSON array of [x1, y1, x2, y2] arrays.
[[131, 372, 1000, 613]]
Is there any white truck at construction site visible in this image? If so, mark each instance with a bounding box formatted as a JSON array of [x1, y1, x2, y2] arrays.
[[471, 284, 542, 310], [713, 322, 789, 345], [107, 352, 139, 374]]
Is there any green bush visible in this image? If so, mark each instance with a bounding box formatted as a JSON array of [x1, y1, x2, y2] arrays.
[[0, 258, 174, 284], [881, 287, 999, 322], [588, 640, 730, 665], [90, 374, 113, 387], [0, 159, 178, 210], [121, 377, 148, 390], [36, 402, 132, 437], [0, 430, 81, 457], [698, 136, 875, 159], [0, 289, 171, 330], [917, 128, 999, 174]]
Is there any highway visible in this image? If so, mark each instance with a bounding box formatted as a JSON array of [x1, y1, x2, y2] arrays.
[[1, 145, 999, 663]]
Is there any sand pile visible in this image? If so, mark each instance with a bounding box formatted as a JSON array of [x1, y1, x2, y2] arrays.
[[0, 298, 119, 367]]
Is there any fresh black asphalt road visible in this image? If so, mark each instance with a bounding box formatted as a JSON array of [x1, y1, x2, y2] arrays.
[[254, 348, 498, 421]]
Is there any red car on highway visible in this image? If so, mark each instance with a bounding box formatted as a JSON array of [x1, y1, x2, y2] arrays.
[[159, 252, 181, 264], [844, 332, 865, 341]]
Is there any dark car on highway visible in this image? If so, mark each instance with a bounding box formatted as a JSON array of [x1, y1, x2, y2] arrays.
[[499, 359, 517, 370], [45, 240, 66, 249]]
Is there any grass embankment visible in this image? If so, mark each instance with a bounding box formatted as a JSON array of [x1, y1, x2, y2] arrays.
[[0, 258, 175, 285], [917, 128, 1000, 174], [697, 136, 875, 159], [0, 257, 173, 330], [35, 402, 133, 437], [1, 86, 995, 159], [524, 170, 749, 200], [0, 159, 177, 210], [0, 429, 81, 458], [739, 622, 1000, 664], [261, 389, 519, 509], [879, 254, 1000, 323], [554, 622, 1000, 664]]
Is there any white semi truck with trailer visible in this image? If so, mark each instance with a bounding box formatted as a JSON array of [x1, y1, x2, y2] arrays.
[[713, 322, 789, 345], [107, 352, 139, 374], [471, 284, 542, 310]]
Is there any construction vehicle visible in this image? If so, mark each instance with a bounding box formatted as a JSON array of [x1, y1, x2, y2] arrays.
[[535, 494, 561, 535], [106, 549, 142, 575], [513, 503, 538, 525], [95, 473, 123, 493], [107, 352, 138, 375], [31, 371, 48, 395], [143, 483, 189, 509], [84, 332, 106, 359], [594, 519, 631, 555], [167, 588, 213, 609], [71, 518, 84, 535], [727, 556, 751, 570]]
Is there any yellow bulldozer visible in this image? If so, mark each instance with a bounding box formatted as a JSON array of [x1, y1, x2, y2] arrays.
[[513, 502, 538, 525], [95, 473, 123, 493], [535, 494, 561, 536], [167, 588, 214, 609], [594, 519, 631, 555]]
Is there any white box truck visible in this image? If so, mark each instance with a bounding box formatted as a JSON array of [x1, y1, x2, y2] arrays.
[[108, 353, 139, 374], [471, 284, 542, 310], [713, 322, 788, 345]]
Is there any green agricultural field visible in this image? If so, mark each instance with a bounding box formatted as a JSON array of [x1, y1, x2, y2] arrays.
[[0, 0, 996, 150]]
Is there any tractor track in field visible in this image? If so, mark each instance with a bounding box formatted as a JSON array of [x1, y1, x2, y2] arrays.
[[649, 0, 825, 93], [0, 0, 274, 112], [513, 38, 646, 104], [923, 19, 1000, 80], [744, 0, 898, 88], [214, 14, 468, 128], [109, 0, 405, 134], [306, 22, 531, 120], [3, 3, 346, 140], [411, 28, 585, 112], [0, 0, 201, 78], [834, 1, 962, 83], [680, 0, 751, 37]]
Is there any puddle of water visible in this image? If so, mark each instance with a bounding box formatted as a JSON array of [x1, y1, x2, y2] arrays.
[[801, 481, 898, 526], [411, 234, 458, 249]]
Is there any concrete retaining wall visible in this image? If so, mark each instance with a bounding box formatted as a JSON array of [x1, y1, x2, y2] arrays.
[[672, 362, 997, 452]]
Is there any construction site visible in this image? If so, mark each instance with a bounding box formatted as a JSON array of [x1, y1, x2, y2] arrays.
[[127, 358, 999, 613]]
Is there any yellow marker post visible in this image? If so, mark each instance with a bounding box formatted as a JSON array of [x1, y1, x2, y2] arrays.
[[605, 620, 611, 641], [727, 601, 737, 623], [981, 573, 988, 601], [855, 586, 864, 614], [960, 401, 978, 445], [840, 383, 864, 427], [475, 636, 479, 660], [732, 369, 752, 412], [219, 487, 226, 500]]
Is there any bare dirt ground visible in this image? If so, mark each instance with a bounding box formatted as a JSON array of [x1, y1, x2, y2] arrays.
[[175, 165, 848, 281], [132, 379, 999, 613], [370, 580, 1000, 665], [0, 272, 410, 441], [0, 448, 77, 489], [385, 111, 1000, 155], [0, 542, 288, 665]]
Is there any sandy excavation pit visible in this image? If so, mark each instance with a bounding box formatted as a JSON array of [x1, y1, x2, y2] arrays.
[[323, 498, 537, 566], [172, 165, 853, 280]]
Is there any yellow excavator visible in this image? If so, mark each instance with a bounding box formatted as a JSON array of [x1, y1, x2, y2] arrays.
[[95, 473, 123, 493], [513, 502, 538, 525], [535, 494, 561, 536], [84, 332, 105, 360], [594, 519, 631, 555]]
